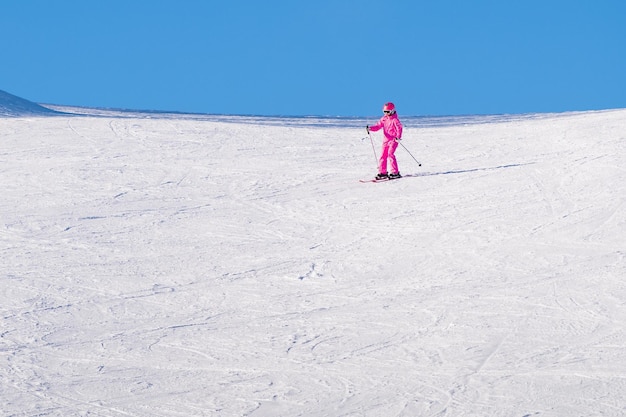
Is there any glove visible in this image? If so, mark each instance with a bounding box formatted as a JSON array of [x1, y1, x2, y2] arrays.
[[366, 125, 370, 134]]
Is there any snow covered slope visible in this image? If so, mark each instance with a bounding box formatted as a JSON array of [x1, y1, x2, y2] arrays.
[[0, 89, 60, 117], [1, 107, 625, 416]]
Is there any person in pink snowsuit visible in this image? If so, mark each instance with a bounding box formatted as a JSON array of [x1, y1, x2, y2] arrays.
[[367, 102, 403, 179]]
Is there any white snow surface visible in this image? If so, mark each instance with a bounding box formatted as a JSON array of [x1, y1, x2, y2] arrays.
[[1, 105, 626, 416]]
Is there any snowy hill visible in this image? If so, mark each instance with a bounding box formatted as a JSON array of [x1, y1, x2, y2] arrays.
[[1, 106, 625, 416], [0, 89, 60, 116]]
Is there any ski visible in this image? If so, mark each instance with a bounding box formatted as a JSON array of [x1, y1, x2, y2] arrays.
[[360, 178, 388, 183], [359, 177, 397, 183], [359, 173, 417, 183]]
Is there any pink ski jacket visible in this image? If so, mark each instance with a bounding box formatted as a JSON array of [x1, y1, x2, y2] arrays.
[[368, 112, 403, 142]]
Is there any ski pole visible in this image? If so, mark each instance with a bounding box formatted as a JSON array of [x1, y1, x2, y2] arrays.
[[397, 140, 421, 166], [368, 131, 378, 167]]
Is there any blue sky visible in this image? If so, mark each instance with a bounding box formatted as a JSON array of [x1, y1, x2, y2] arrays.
[[2, 0, 625, 116]]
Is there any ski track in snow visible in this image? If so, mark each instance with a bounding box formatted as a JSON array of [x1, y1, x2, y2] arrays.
[[1, 109, 626, 416]]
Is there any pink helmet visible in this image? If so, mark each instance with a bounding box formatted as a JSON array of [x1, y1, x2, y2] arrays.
[[382, 102, 396, 113]]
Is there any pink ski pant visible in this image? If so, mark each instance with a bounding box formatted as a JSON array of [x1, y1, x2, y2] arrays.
[[379, 140, 399, 174]]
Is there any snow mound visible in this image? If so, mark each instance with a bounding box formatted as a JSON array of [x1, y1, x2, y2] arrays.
[[0, 89, 60, 117]]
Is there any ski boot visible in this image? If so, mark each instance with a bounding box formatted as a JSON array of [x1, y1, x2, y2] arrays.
[[375, 173, 389, 180]]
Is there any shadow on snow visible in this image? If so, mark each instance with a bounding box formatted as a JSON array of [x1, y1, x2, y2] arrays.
[[406, 163, 534, 177]]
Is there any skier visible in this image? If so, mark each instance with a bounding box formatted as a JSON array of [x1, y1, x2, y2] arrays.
[[366, 102, 403, 180]]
